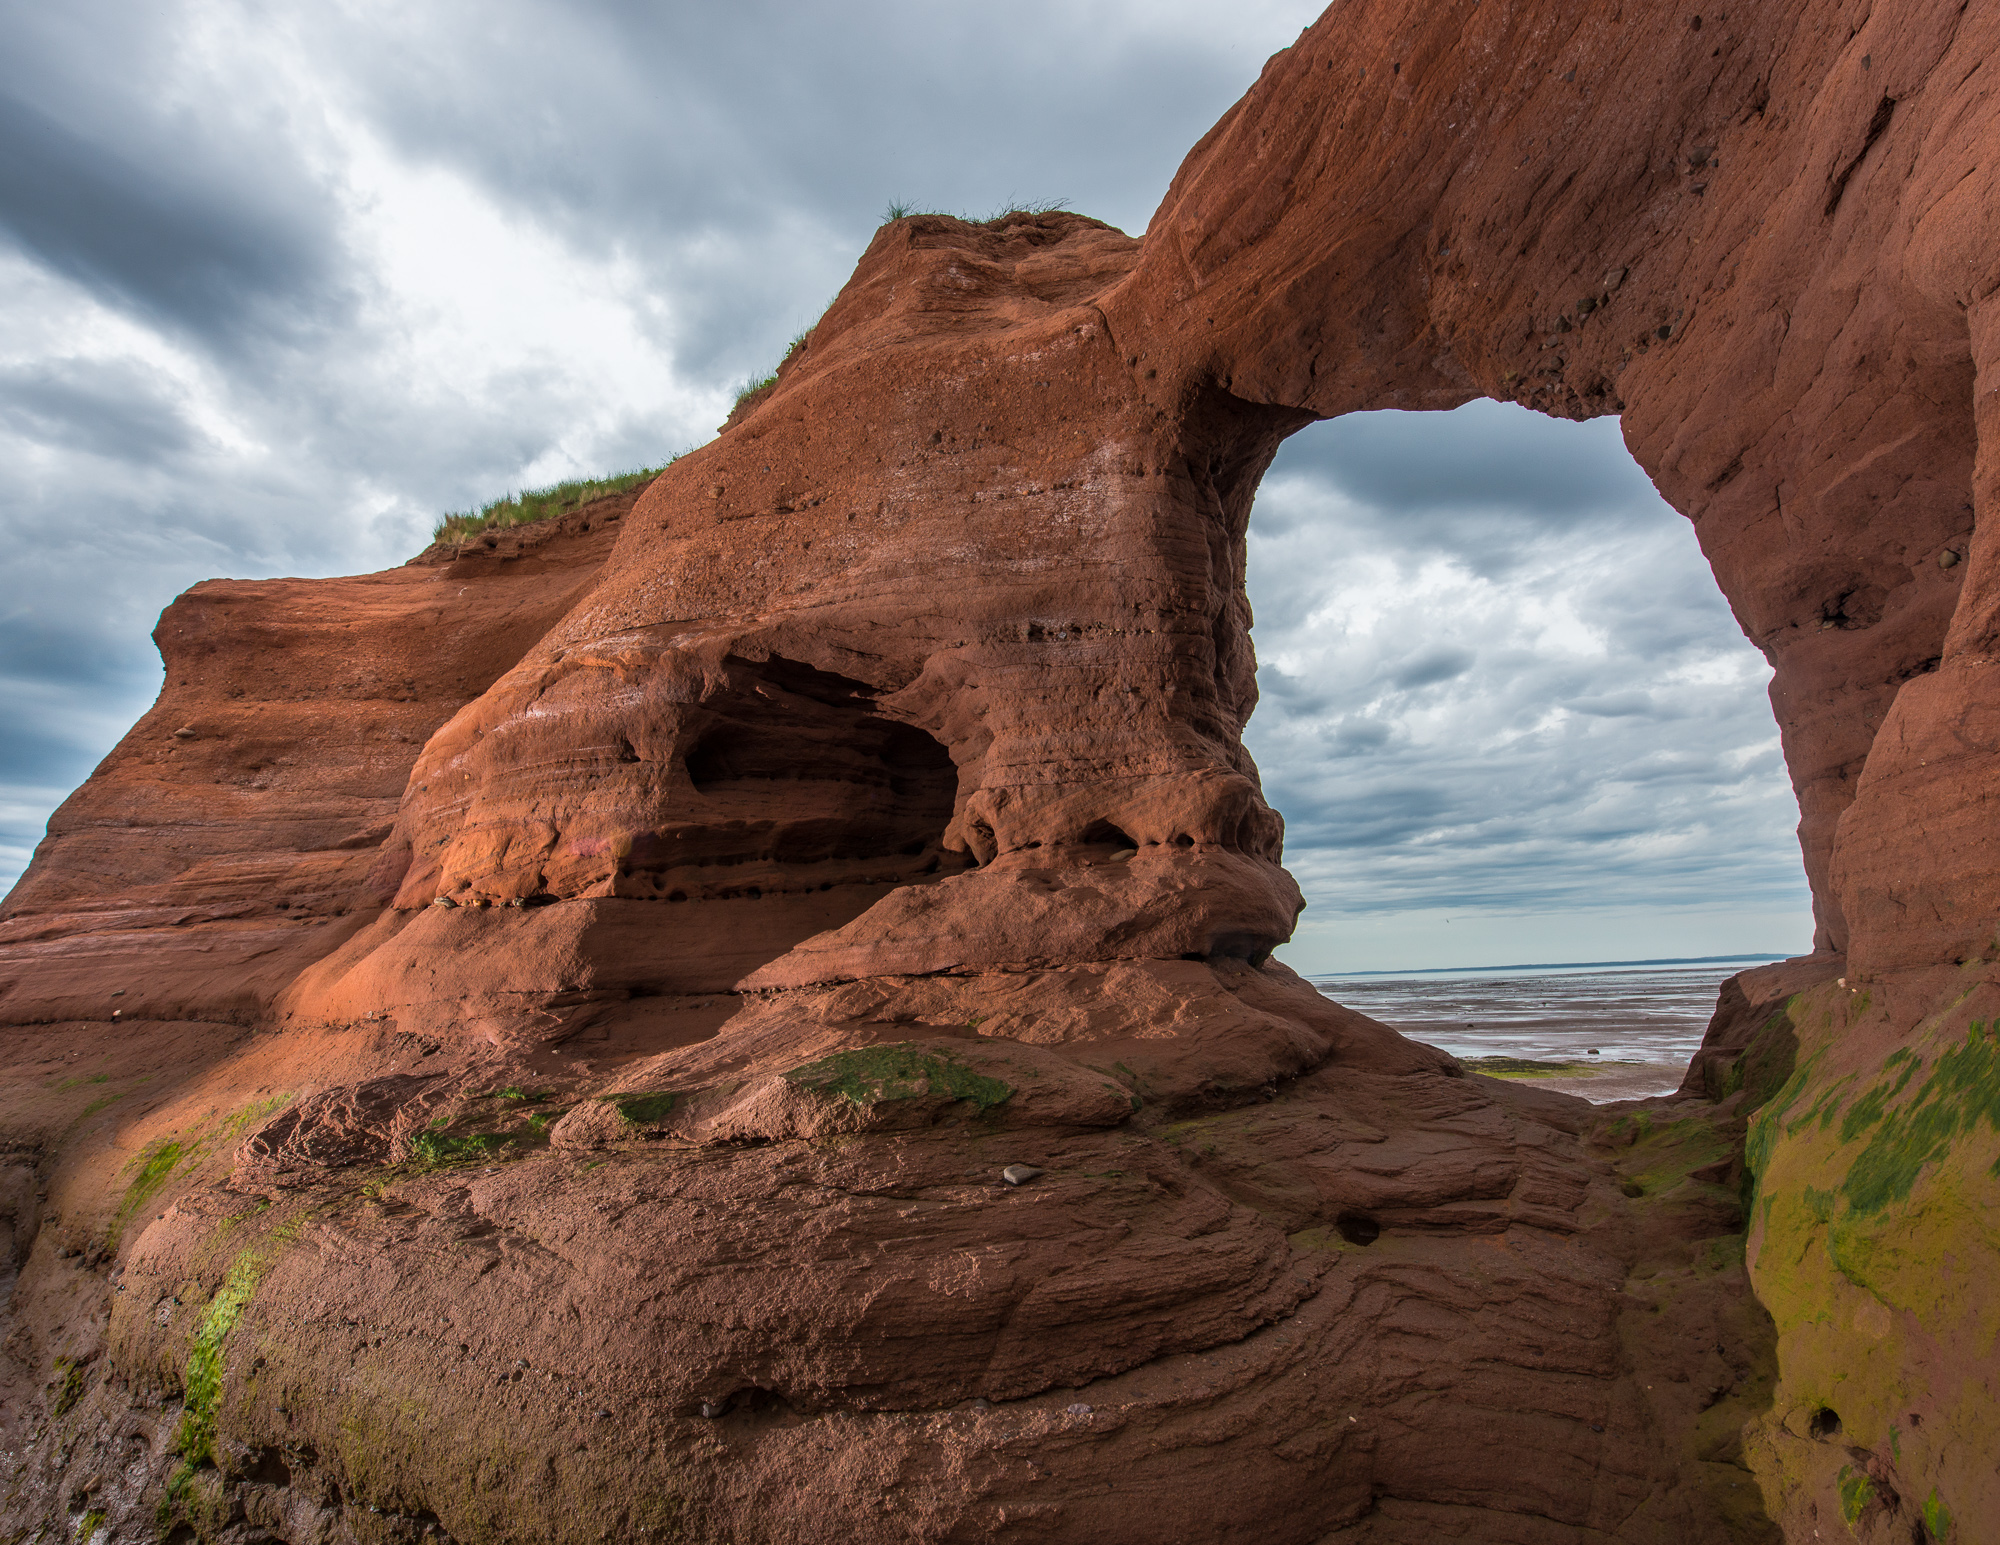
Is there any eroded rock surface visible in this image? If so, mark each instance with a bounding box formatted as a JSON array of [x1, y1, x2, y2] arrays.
[[5, 1, 1999, 1541]]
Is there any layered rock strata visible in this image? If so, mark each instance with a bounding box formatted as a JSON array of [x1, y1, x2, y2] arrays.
[[5, 0, 1999, 1541]]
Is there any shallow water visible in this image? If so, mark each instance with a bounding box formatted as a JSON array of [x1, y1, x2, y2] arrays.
[[1310, 959, 1765, 1102]]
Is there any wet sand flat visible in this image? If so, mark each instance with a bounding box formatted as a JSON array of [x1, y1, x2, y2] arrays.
[[1311, 962, 1760, 1103]]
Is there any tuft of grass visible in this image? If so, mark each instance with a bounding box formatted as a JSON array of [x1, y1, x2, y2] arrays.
[[482, 1085, 549, 1104], [731, 321, 825, 412], [408, 1129, 514, 1166], [731, 371, 780, 410], [881, 196, 1069, 226], [432, 464, 672, 545]]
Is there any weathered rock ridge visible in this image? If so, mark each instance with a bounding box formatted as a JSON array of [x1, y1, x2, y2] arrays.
[[4, 1, 1998, 1542]]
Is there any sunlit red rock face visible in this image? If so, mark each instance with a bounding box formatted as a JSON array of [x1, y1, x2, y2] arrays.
[[5, 1, 1999, 1541], [0, 497, 636, 1026]]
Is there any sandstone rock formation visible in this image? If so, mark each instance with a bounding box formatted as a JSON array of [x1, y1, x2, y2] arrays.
[[5, 1, 1998, 1541]]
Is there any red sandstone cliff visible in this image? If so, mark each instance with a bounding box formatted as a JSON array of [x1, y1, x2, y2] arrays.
[[4, 2, 1997, 1542]]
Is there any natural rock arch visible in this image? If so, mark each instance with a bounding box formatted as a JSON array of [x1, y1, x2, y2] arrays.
[[4, 2, 1998, 1541]]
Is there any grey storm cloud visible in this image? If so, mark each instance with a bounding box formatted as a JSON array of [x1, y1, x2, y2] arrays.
[[0, 0, 1812, 966], [0, 357, 206, 463], [0, 37, 348, 355]]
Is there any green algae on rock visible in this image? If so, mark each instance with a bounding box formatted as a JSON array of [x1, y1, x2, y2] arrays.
[[1741, 980, 2000, 1541], [784, 1043, 1014, 1113]]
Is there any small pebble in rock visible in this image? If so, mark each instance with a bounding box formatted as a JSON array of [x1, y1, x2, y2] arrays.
[[1940, 548, 1961, 569], [970, 1398, 991, 1412], [1108, 848, 1137, 862], [1001, 1164, 1044, 1187], [1066, 1403, 1092, 1416], [594, 1409, 611, 1420], [1587, 1048, 1600, 1056], [1590, 1423, 1606, 1434], [698, 1400, 727, 1419], [172, 727, 196, 740], [433, 896, 456, 908]]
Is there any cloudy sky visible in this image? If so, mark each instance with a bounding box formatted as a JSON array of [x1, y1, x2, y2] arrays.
[[0, 0, 1813, 973]]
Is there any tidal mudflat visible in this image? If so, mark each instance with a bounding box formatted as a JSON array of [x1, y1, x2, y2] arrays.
[[1314, 956, 1782, 1101]]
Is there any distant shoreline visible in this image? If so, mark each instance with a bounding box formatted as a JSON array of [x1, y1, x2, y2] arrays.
[[1313, 952, 1788, 979]]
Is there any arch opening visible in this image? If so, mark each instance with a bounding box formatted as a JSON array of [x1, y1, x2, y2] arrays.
[[1241, 399, 1814, 978]]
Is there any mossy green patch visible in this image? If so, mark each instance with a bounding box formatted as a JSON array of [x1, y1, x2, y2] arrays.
[[1622, 1115, 1732, 1198], [1464, 1056, 1610, 1079], [785, 1043, 1012, 1112], [175, 1250, 267, 1465], [1722, 1003, 1800, 1106], [610, 1091, 681, 1126], [77, 1508, 106, 1542], [1747, 999, 2000, 1522], [1836, 1464, 1875, 1524], [51, 1356, 84, 1416], [1746, 1048, 1824, 1187], [1923, 1487, 1953, 1540], [483, 1085, 551, 1104], [112, 1139, 186, 1241], [1837, 1026, 2000, 1215], [222, 1093, 291, 1139], [104, 1096, 293, 1248]]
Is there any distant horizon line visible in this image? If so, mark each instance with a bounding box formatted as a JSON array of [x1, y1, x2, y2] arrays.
[[1311, 951, 1790, 979]]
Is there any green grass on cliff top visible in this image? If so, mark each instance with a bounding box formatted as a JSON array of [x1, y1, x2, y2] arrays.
[[431, 464, 670, 545]]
